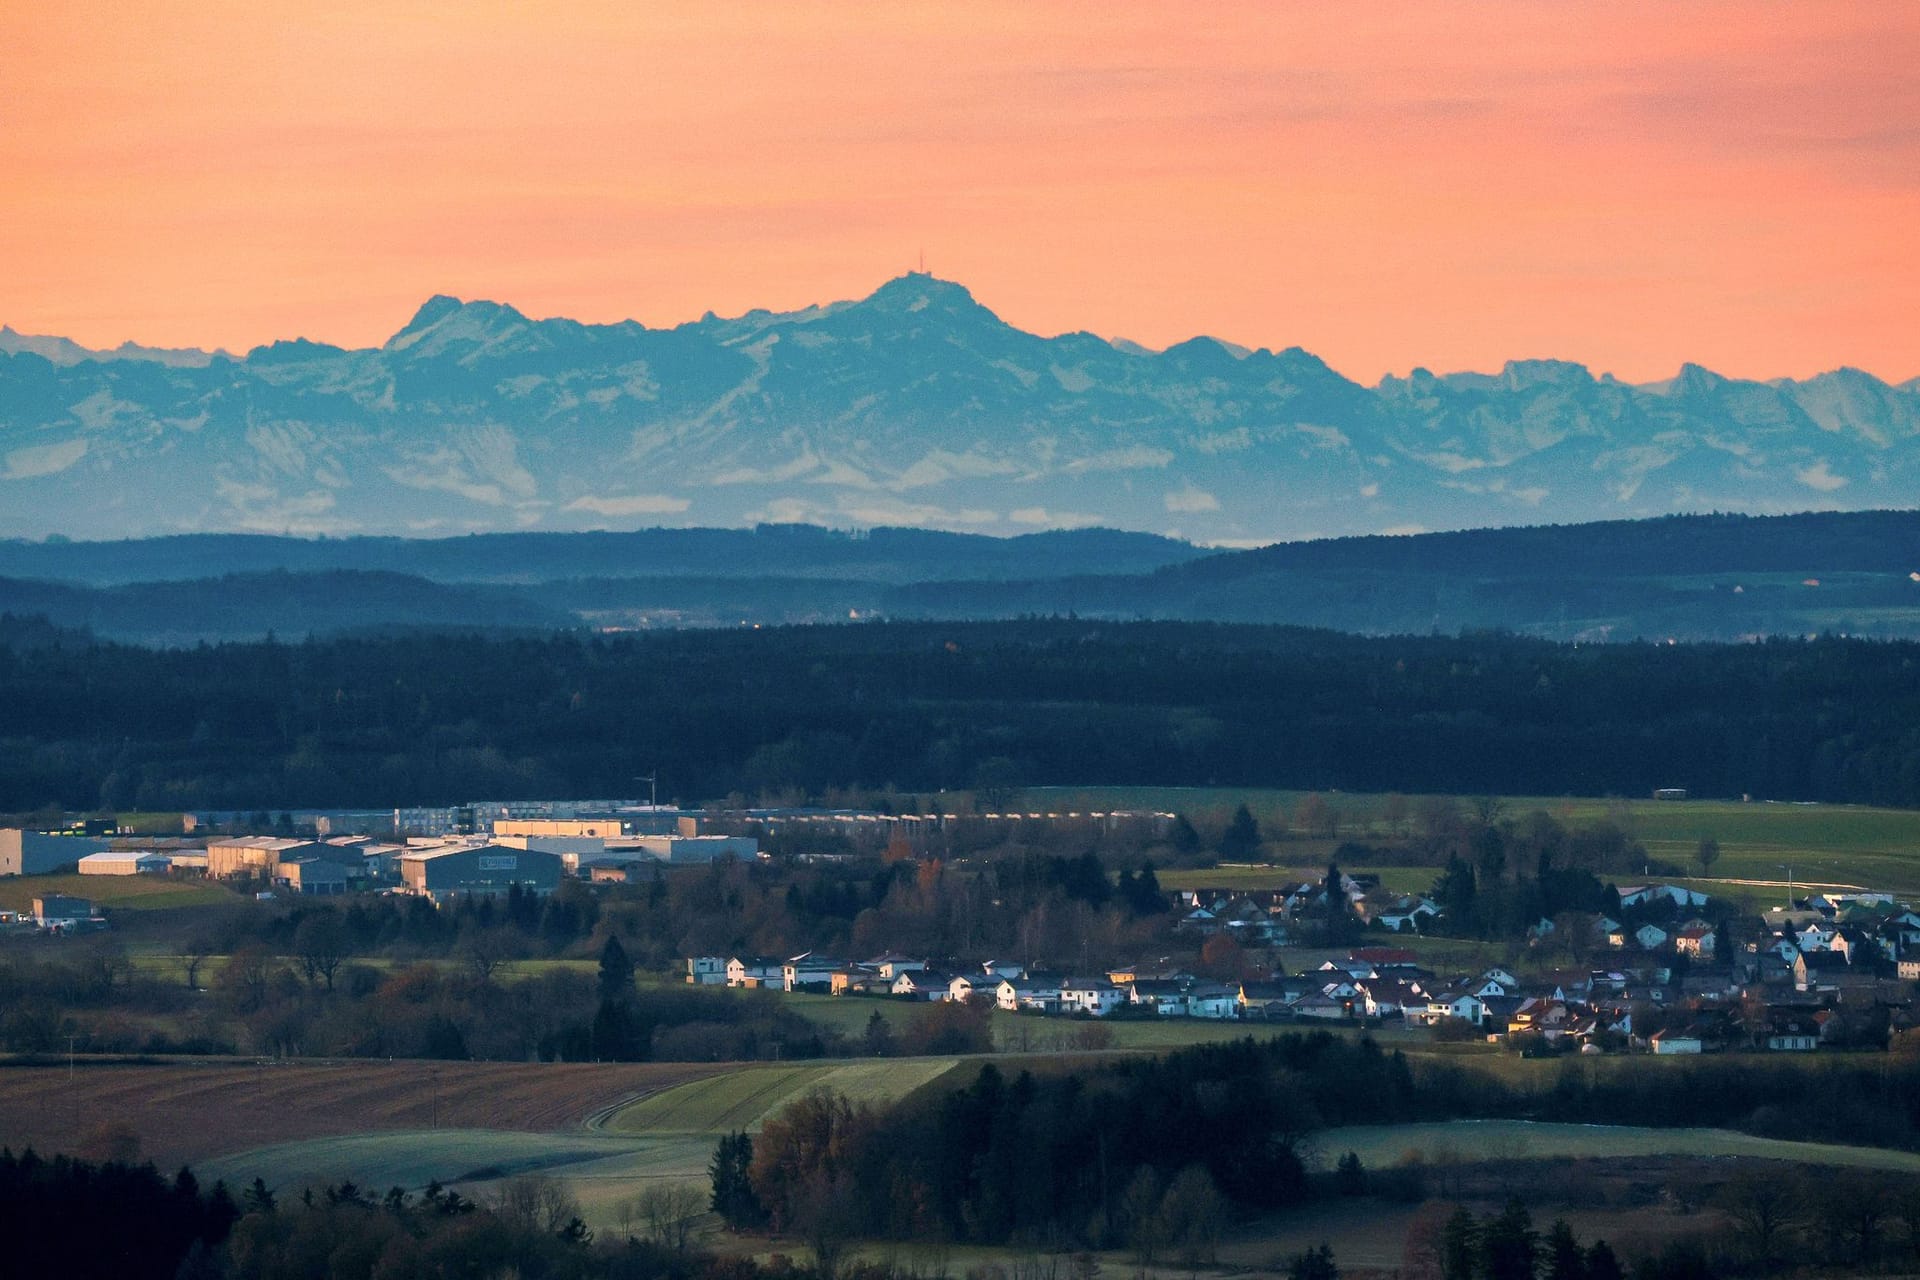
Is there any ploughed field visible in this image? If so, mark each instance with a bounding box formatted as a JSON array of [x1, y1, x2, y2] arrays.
[[0, 1057, 722, 1170], [189, 1058, 969, 1229]]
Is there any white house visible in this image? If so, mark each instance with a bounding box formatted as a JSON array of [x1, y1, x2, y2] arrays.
[[1059, 980, 1126, 1017], [1633, 923, 1669, 950], [1650, 1028, 1703, 1055], [686, 956, 727, 985], [727, 956, 782, 987], [1412, 992, 1486, 1027], [996, 976, 1062, 1013], [1187, 984, 1240, 1020], [783, 953, 843, 991], [866, 953, 925, 981], [948, 975, 979, 1002], [892, 970, 949, 1000], [1673, 926, 1715, 957]]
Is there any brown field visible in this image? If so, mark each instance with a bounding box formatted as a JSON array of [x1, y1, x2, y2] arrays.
[[0, 1056, 725, 1170]]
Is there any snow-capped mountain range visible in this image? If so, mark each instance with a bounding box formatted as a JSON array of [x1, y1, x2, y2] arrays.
[[2, 274, 1915, 542]]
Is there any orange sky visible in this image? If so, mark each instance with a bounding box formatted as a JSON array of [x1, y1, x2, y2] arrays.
[[3, 2, 1916, 384]]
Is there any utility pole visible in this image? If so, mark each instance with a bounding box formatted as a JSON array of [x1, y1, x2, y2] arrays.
[[635, 773, 658, 808]]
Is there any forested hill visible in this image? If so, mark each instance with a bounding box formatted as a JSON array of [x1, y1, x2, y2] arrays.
[[0, 524, 1204, 587], [2, 619, 1916, 811], [1173, 509, 1920, 580], [886, 510, 1920, 641], [3, 510, 1918, 643]]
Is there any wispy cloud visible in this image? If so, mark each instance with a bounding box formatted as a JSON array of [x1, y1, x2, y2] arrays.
[[564, 493, 691, 517], [1796, 460, 1849, 492], [1164, 484, 1220, 513]]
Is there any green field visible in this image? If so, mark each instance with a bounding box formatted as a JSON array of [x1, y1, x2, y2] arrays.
[[606, 1058, 961, 1135], [1319, 1118, 1920, 1173], [1032, 786, 1920, 897], [0, 871, 233, 912], [197, 1126, 719, 1229]]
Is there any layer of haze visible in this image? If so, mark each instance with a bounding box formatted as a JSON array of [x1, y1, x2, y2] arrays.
[[5, 2, 1916, 383]]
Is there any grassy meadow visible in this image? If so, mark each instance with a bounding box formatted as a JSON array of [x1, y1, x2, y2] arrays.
[[606, 1058, 961, 1135], [1029, 786, 1920, 898], [0, 871, 233, 912]]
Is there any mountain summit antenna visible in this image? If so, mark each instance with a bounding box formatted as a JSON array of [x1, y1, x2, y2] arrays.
[[917, 248, 926, 274]]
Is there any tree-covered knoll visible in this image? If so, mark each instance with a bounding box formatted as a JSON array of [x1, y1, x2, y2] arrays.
[[2, 618, 1918, 811]]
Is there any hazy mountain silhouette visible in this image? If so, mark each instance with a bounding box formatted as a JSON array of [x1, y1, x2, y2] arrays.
[[2, 274, 1915, 541]]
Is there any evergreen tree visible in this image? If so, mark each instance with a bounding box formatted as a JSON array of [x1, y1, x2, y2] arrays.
[[1221, 804, 1262, 859], [1586, 1240, 1623, 1280], [597, 935, 635, 1002], [242, 1177, 276, 1214], [1482, 1199, 1538, 1280], [1288, 1243, 1339, 1280], [862, 1009, 895, 1057], [1324, 863, 1352, 942], [1545, 1219, 1586, 1280], [1440, 1208, 1481, 1280], [709, 1131, 768, 1230], [1431, 855, 1480, 935], [1170, 814, 1201, 854]]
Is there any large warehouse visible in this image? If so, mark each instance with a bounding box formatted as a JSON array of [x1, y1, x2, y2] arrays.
[[1, 829, 111, 876], [626, 834, 759, 864], [206, 837, 329, 880], [399, 843, 563, 903]]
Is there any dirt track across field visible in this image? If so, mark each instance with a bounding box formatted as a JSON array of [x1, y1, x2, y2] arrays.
[[0, 1057, 724, 1170]]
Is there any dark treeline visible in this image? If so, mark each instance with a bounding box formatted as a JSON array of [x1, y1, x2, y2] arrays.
[[0, 1146, 238, 1280], [3, 619, 1920, 811], [734, 1032, 1920, 1254], [3, 1144, 849, 1280]]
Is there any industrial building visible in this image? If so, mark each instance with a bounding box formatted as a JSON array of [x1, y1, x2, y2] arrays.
[[276, 857, 350, 895], [32, 895, 100, 931], [398, 843, 563, 903], [493, 818, 631, 839], [627, 834, 759, 863], [77, 850, 171, 876], [206, 837, 328, 880], [1, 829, 111, 876]]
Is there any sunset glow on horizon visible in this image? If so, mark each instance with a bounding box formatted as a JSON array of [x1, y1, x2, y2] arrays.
[[4, 1, 1916, 384]]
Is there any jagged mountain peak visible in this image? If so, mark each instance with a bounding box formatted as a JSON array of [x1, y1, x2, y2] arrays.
[[1649, 361, 1730, 396], [385, 294, 545, 359], [858, 272, 988, 313]]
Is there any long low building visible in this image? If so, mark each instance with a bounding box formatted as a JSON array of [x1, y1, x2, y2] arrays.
[[77, 850, 171, 876], [1, 829, 112, 876], [622, 834, 759, 863], [399, 843, 563, 903]]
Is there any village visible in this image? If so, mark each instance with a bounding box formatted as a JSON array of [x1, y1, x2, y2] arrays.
[[6, 797, 1920, 1059], [688, 871, 1920, 1056]]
